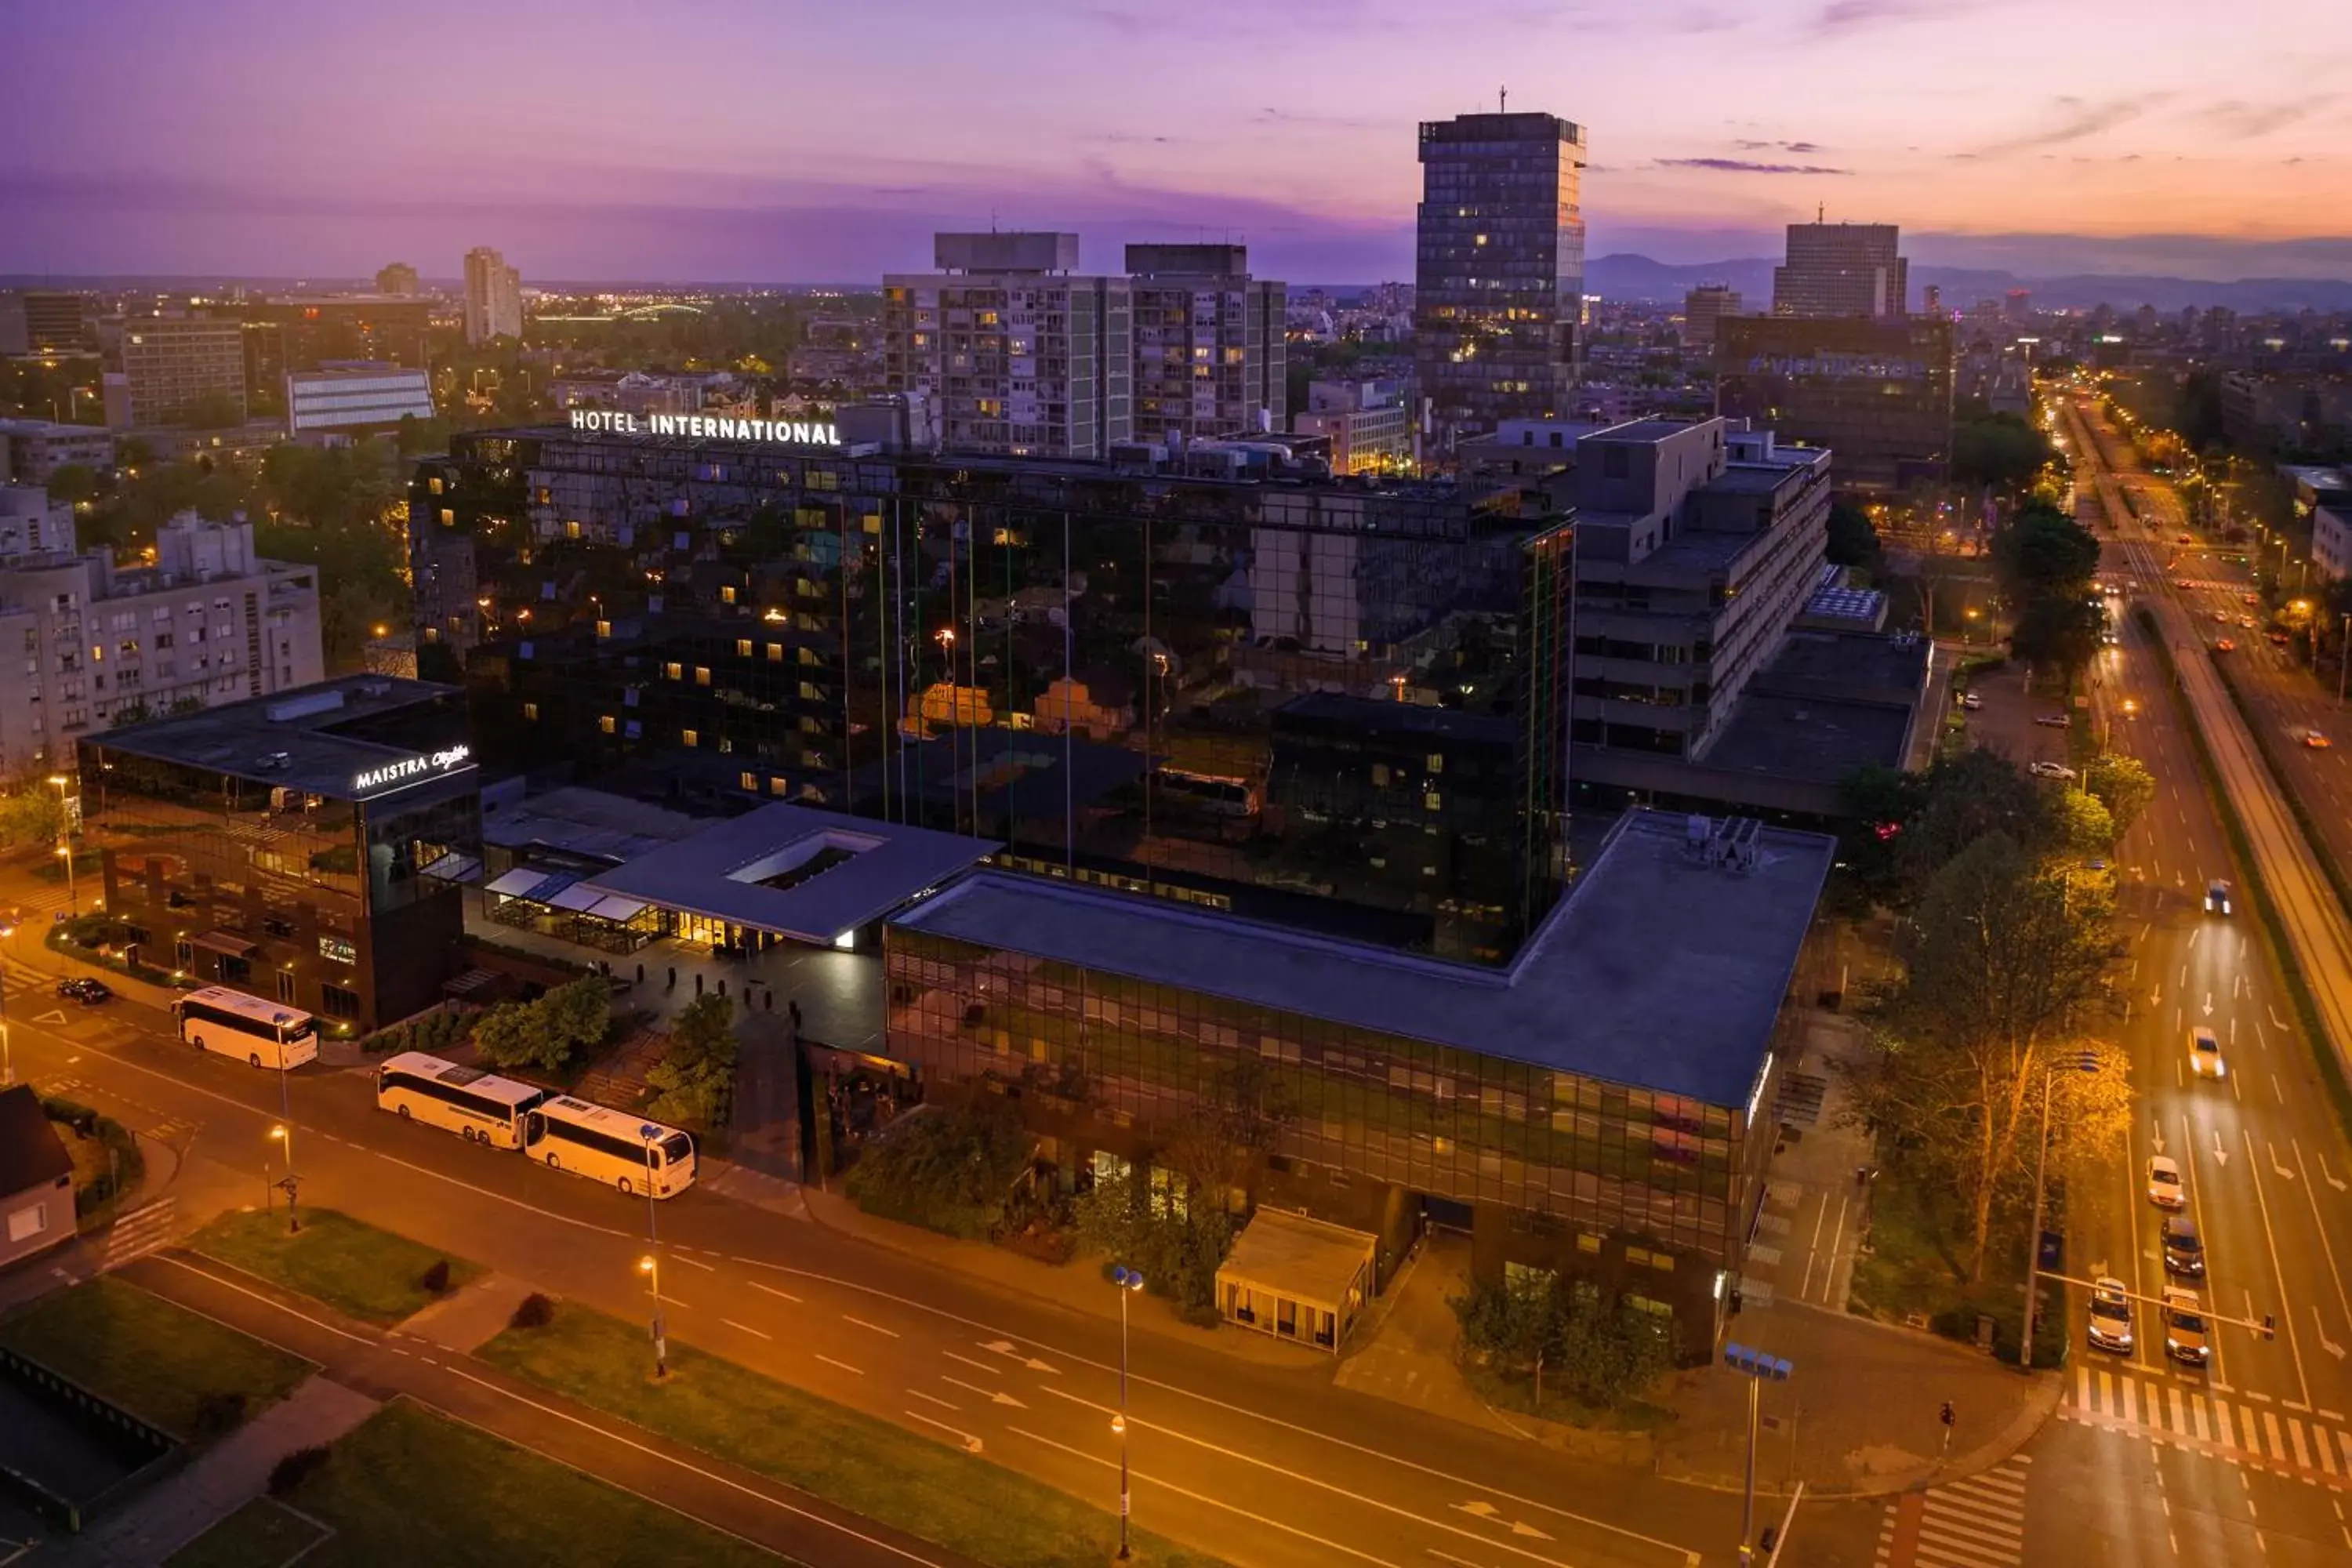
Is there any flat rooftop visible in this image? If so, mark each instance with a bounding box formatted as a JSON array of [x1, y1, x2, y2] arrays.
[[1585, 418, 1704, 445], [1701, 691, 1916, 784], [583, 803, 997, 946], [85, 676, 470, 803], [891, 808, 1834, 1108]]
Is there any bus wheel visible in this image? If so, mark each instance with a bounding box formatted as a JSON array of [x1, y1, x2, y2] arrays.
[[544, 1153, 560, 1169], [397, 1105, 412, 1120], [618, 1177, 633, 1195], [248, 1053, 263, 1069]]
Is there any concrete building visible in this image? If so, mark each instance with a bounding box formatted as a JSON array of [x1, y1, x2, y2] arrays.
[[1771, 223, 1908, 320], [107, 316, 246, 430], [0, 1086, 75, 1270], [376, 262, 421, 296], [78, 676, 477, 1032], [0, 510, 325, 774], [0, 483, 76, 559], [0, 419, 114, 484], [884, 806, 1835, 1357], [0, 292, 89, 354], [1414, 111, 1590, 441], [285, 363, 437, 438], [1681, 285, 1741, 350], [1714, 315, 1955, 491], [240, 296, 434, 387], [463, 246, 524, 345], [2296, 469, 2352, 582], [1291, 379, 1413, 474], [1123, 244, 1286, 448], [884, 232, 1132, 459]]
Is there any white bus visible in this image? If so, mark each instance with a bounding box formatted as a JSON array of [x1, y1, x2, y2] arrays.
[[174, 987, 319, 1070], [523, 1097, 697, 1198], [375, 1052, 550, 1149]]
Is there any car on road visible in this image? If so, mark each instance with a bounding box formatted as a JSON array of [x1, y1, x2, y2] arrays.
[[2215, 638, 2237, 652], [2034, 713, 2071, 728], [2242, 593, 2260, 606], [2239, 615, 2256, 629], [2147, 1152, 2187, 1210], [2212, 611, 2230, 623], [2206, 880, 2231, 914], [2189, 1025, 2226, 1080], [56, 976, 113, 1005], [2304, 730, 2332, 750], [2176, 533, 2194, 544], [2161, 1217, 2205, 1278], [2028, 761, 2077, 781], [2162, 1289, 2211, 1367], [2088, 1276, 2136, 1355], [1958, 690, 1984, 710]]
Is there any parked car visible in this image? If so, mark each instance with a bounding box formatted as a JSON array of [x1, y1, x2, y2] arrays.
[[2147, 1153, 2187, 1210], [2029, 761, 2078, 781], [2242, 593, 2261, 606], [2088, 1276, 2136, 1355], [2189, 1025, 2226, 1080], [2161, 1216, 2205, 1278], [1959, 691, 1984, 711], [2034, 713, 2071, 728], [56, 977, 112, 1006], [2163, 1289, 2211, 1367]]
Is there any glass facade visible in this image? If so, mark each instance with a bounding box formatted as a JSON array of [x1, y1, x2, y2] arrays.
[[1714, 317, 1956, 490], [884, 922, 1770, 1353], [1414, 113, 1589, 437], [414, 432, 1574, 961], [78, 692, 479, 1032]]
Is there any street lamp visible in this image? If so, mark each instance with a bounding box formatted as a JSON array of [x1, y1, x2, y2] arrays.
[[46, 775, 73, 915], [1723, 1342, 1792, 1565], [0, 920, 15, 1086], [1110, 1265, 1145, 1559], [2020, 1050, 2101, 1370], [269, 1124, 299, 1233], [639, 1254, 668, 1379]]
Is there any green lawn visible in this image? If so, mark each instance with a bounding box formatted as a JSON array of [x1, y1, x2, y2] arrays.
[[481, 1302, 1229, 1568], [268, 1401, 782, 1568], [188, 1208, 481, 1326], [0, 1275, 311, 1439], [165, 1497, 327, 1568]]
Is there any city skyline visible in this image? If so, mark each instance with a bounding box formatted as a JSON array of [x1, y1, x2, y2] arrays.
[[5, 0, 2345, 285]]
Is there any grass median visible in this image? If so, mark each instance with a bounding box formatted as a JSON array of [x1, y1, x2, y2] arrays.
[[479, 1301, 1229, 1568], [165, 1497, 326, 1568], [189, 1208, 481, 1325], [194, 1400, 782, 1568], [0, 1274, 310, 1440]]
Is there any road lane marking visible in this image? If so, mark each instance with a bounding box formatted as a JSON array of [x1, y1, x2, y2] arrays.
[[2266, 1411, 2287, 1461], [720, 1319, 771, 1340], [2245, 1126, 2314, 1407], [902, 1410, 982, 1453], [941, 1351, 1000, 1376], [941, 1376, 1023, 1408], [905, 1387, 960, 1413], [746, 1280, 802, 1305], [670, 1253, 716, 1272], [1004, 1425, 1406, 1568], [430, 1364, 953, 1565], [843, 1315, 900, 1338], [815, 1354, 863, 1376]]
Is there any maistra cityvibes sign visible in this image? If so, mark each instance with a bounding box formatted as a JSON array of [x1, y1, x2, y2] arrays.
[[568, 408, 841, 446], [353, 746, 474, 796]]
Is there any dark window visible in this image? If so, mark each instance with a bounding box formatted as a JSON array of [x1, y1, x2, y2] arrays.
[[321, 984, 361, 1019]]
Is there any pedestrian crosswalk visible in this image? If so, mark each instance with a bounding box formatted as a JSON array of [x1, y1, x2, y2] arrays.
[[2068, 1363, 2352, 1486], [103, 1197, 176, 1269], [1876, 1455, 2031, 1568]]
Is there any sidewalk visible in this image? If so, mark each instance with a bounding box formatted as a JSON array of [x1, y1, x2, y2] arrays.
[[800, 1185, 1327, 1370], [54, 1375, 379, 1567]]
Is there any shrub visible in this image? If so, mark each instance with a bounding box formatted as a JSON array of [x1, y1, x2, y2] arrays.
[[510, 1292, 554, 1330], [267, 1445, 331, 1497], [1071, 1176, 1232, 1315], [188, 1390, 248, 1439], [844, 1101, 1032, 1240], [419, 1258, 452, 1295]]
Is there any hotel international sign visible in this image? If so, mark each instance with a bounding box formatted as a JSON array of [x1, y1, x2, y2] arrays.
[[568, 408, 841, 446]]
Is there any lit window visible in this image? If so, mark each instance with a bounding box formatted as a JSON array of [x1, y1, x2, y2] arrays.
[[664, 662, 683, 681], [1427, 753, 1444, 774], [681, 728, 699, 747], [735, 639, 753, 658], [1576, 1232, 1602, 1255], [740, 771, 757, 791], [1370, 764, 1390, 787], [600, 715, 615, 734], [694, 666, 710, 686], [1425, 791, 1443, 811], [522, 702, 539, 721], [767, 643, 783, 662], [721, 585, 737, 604], [565, 520, 581, 540]]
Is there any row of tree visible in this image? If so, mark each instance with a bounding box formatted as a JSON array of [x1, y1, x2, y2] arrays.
[[1991, 503, 2106, 681]]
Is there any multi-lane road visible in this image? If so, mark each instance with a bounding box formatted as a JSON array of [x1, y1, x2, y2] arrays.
[[1993, 397, 2352, 1566]]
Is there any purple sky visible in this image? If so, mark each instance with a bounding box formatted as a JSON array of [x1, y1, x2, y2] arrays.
[[6, 0, 2346, 282]]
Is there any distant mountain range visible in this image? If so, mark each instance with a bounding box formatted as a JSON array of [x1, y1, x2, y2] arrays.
[[1584, 254, 2352, 314]]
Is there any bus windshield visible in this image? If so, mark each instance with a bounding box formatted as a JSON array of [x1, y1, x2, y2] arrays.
[[659, 1132, 693, 1165]]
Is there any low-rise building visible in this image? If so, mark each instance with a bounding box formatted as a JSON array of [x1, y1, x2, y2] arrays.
[[1291, 379, 1413, 474], [286, 363, 436, 439], [0, 1085, 75, 1269], [1714, 315, 1955, 491], [77, 676, 480, 1033], [0, 419, 115, 485]]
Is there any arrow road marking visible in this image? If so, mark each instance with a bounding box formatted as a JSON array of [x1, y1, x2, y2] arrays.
[[2272, 1143, 2296, 1180], [1451, 1503, 1552, 1542], [2321, 1154, 2348, 1193], [2203, 992, 2214, 1018], [942, 1376, 1025, 1407], [30, 1009, 66, 1025], [2314, 1308, 2345, 1361], [982, 1339, 1059, 1374], [2213, 1131, 2229, 1167], [942, 1351, 1001, 1375], [904, 1410, 984, 1454], [2270, 1007, 2292, 1032], [2153, 1116, 2167, 1156]]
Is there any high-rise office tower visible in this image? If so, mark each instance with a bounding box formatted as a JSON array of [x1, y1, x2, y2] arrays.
[[1124, 245, 1287, 446], [376, 262, 420, 296], [1414, 111, 1589, 441], [1922, 283, 1943, 318], [463, 247, 523, 344], [1681, 284, 1741, 350], [884, 233, 1131, 459], [1771, 223, 1908, 319]]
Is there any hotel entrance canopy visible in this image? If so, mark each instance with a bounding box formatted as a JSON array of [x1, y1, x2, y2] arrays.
[[578, 804, 996, 946]]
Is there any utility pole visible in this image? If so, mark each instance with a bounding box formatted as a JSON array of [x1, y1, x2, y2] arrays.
[[1724, 1343, 1792, 1564], [1111, 1265, 1145, 1559]]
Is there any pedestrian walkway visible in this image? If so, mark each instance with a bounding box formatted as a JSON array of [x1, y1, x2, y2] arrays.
[[100, 1199, 177, 1272], [1876, 1454, 2033, 1568], [2065, 1361, 2352, 1490], [54, 1375, 379, 1567], [1737, 1011, 1882, 1316]]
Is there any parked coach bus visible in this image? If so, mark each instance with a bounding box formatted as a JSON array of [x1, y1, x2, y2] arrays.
[[173, 987, 318, 1071], [375, 1052, 550, 1149], [524, 1097, 698, 1199]]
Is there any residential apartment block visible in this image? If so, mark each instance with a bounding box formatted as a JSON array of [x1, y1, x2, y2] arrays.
[[1124, 244, 1286, 447], [463, 247, 524, 345], [106, 316, 247, 430]]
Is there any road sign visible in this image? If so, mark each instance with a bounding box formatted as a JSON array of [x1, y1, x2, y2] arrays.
[[2038, 1229, 2064, 1272], [1724, 1343, 1791, 1381]]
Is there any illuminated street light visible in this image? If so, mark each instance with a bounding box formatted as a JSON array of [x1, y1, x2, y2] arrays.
[[1110, 1265, 1145, 1559], [269, 1124, 299, 1232], [640, 1254, 668, 1378]]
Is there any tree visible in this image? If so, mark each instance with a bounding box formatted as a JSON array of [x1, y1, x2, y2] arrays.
[[2052, 788, 2115, 858], [44, 464, 97, 506], [1900, 749, 2057, 887], [1825, 502, 1883, 572], [844, 1099, 1034, 1240], [1992, 507, 2100, 602], [1853, 833, 2115, 1279], [1951, 411, 2054, 494], [471, 975, 610, 1074], [2009, 591, 2104, 681], [1071, 1170, 1233, 1316], [644, 993, 738, 1127], [1450, 1273, 1673, 1409], [1160, 1057, 1298, 1210], [2081, 754, 2154, 837]]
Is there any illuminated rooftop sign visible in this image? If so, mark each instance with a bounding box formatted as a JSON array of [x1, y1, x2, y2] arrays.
[[353, 745, 474, 796], [568, 408, 840, 447]]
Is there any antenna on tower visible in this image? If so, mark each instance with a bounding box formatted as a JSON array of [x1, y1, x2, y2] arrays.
[[1817, 201, 1824, 223], [1499, 85, 1508, 113]]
